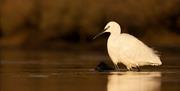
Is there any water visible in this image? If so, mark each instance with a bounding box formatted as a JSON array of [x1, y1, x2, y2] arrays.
[[1, 49, 180, 91]]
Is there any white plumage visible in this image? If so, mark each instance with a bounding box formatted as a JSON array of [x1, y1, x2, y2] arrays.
[[94, 21, 162, 71]]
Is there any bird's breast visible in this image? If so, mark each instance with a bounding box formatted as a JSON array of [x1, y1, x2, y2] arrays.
[[107, 35, 120, 56], [107, 35, 121, 49]]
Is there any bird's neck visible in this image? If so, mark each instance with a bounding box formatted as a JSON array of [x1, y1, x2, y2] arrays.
[[109, 31, 121, 41], [110, 29, 121, 36]]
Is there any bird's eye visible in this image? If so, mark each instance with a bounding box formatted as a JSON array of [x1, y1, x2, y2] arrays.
[[104, 26, 110, 30]]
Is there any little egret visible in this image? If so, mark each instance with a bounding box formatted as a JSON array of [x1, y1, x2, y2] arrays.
[[94, 21, 162, 71]]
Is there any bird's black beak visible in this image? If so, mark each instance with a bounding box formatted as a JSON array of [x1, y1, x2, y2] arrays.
[[93, 31, 105, 39], [93, 26, 109, 39]]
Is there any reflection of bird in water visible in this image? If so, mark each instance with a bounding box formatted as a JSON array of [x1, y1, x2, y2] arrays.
[[107, 72, 161, 91], [94, 21, 162, 71]]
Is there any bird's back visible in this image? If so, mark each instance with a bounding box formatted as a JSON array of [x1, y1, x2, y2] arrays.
[[107, 33, 161, 67]]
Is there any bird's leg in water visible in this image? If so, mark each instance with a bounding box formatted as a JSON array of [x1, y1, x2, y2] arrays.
[[137, 66, 141, 71], [128, 68, 133, 71], [127, 66, 131, 71], [128, 66, 141, 71], [114, 64, 120, 71]]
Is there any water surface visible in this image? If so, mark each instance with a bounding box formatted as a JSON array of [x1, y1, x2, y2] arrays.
[[1, 49, 180, 91]]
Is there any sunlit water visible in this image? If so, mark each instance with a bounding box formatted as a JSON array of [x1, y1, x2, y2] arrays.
[[1, 49, 180, 91]]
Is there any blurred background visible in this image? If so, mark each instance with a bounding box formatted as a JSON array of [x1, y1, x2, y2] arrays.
[[0, 0, 180, 49], [1, 0, 180, 91]]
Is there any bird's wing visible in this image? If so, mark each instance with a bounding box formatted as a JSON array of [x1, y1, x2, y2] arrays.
[[117, 33, 161, 66]]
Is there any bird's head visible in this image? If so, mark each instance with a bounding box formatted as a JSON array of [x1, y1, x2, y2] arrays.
[[93, 21, 121, 39]]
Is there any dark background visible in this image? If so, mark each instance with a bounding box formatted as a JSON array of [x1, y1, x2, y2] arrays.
[[0, 1, 180, 91], [0, 0, 180, 49]]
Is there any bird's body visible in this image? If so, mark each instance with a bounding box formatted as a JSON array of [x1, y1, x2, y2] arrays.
[[94, 21, 162, 71], [108, 33, 161, 70]]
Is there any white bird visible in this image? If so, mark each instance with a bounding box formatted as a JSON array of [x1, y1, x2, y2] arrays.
[[94, 21, 162, 71]]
